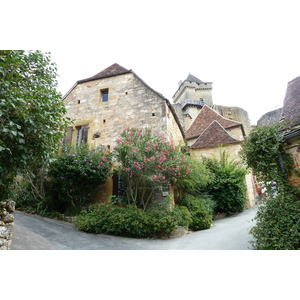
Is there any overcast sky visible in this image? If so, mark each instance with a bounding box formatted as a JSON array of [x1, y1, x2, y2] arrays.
[[3, 0, 300, 126]]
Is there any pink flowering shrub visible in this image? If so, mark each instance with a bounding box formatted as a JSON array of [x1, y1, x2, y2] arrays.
[[114, 128, 191, 210]]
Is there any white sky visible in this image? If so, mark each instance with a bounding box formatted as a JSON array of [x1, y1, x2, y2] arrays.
[[3, 0, 297, 288], [3, 0, 300, 125]]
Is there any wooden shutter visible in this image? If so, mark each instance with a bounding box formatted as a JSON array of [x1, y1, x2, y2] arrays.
[[63, 127, 73, 145]]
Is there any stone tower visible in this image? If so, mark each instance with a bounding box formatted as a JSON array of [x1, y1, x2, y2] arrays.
[[172, 74, 213, 130]]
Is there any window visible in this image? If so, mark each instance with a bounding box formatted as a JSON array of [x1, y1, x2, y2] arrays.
[[76, 124, 89, 146], [101, 89, 109, 102]]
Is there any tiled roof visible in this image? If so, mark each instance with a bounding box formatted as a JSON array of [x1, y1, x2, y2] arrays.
[[77, 63, 131, 84], [185, 73, 204, 84], [185, 105, 242, 139], [190, 120, 240, 149], [282, 76, 300, 127]]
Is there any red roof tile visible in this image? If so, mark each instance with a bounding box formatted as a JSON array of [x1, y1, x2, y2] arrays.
[[190, 120, 240, 149], [185, 105, 242, 139]]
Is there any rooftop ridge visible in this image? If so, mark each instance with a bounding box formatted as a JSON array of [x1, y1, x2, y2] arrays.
[[190, 120, 240, 149], [185, 105, 242, 139], [77, 63, 131, 84]]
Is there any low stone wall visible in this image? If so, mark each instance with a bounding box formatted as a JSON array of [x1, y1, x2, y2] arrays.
[[0, 200, 15, 250]]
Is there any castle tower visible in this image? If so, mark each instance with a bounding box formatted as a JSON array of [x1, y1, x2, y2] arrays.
[[172, 74, 213, 130], [173, 73, 213, 106]]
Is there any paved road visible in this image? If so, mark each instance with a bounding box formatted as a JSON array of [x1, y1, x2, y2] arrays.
[[11, 206, 257, 250]]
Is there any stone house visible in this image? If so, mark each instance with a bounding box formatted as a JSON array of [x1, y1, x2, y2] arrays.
[[172, 73, 256, 207], [63, 66, 256, 208], [62, 63, 185, 203]]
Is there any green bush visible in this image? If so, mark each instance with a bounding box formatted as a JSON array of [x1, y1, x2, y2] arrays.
[[242, 124, 294, 186], [171, 205, 192, 228], [14, 186, 42, 214], [203, 151, 247, 216], [173, 156, 213, 196], [242, 124, 299, 249], [250, 189, 300, 250], [48, 144, 112, 213], [179, 194, 214, 231], [75, 203, 192, 238]]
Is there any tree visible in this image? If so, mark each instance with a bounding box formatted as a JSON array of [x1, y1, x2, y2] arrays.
[[0, 50, 70, 201], [114, 128, 191, 210], [241, 124, 294, 192]]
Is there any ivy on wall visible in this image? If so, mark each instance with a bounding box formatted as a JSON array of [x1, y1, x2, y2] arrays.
[[242, 124, 300, 250], [242, 124, 294, 192]]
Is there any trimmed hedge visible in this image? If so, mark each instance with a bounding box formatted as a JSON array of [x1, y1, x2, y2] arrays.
[[75, 203, 192, 239]]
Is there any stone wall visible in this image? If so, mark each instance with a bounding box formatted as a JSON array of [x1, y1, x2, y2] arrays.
[[213, 105, 252, 135], [63, 71, 185, 204], [257, 108, 282, 127], [285, 135, 300, 186], [173, 81, 213, 106], [64, 72, 184, 150], [0, 200, 15, 250]]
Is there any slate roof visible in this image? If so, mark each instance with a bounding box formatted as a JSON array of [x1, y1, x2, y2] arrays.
[[185, 73, 204, 84], [281, 76, 300, 127], [185, 105, 243, 139], [77, 63, 131, 84], [190, 120, 240, 149]]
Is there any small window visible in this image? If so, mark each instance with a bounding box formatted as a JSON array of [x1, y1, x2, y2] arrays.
[[152, 113, 156, 117], [76, 124, 89, 146], [101, 89, 109, 102], [77, 100, 81, 104], [107, 145, 111, 150]]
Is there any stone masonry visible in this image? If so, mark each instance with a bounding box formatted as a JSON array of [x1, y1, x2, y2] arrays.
[[63, 64, 185, 204], [63, 65, 184, 150], [0, 199, 15, 250]]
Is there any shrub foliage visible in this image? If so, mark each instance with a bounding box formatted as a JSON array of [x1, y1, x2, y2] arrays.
[[75, 203, 192, 238], [179, 194, 214, 231], [202, 151, 247, 216], [250, 190, 300, 250], [48, 144, 112, 212], [242, 124, 294, 191], [242, 124, 300, 250]]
